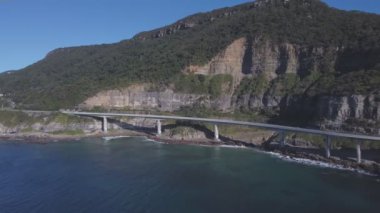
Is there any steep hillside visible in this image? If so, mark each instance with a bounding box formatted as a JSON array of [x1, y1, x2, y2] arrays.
[[0, 0, 379, 132]]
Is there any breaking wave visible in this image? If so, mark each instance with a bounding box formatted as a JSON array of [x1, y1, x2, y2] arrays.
[[267, 151, 375, 176]]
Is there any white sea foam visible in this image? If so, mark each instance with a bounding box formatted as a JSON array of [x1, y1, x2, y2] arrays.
[[102, 136, 131, 141], [219, 144, 248, 149], [144, 138, 164, 144], [267, 151, 375, 176]]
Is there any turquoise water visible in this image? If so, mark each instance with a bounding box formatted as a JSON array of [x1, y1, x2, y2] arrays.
[[0, 137, 380, 213]]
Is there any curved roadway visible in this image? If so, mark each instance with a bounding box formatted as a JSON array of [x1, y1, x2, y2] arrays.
[[62, 111, 380, 142]]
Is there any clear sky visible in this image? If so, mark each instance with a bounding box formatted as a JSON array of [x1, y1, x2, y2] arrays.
[[0, 0, 379, 72]]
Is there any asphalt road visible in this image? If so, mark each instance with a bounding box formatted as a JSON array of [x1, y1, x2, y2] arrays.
[[62, 111, 380, 142]]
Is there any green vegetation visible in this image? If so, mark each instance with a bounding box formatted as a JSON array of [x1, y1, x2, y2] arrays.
[[0, 0, 379, 109], [46, 113, 89, 125], [50, 129, 84, 136], [0, 110, 91, 131], [330, 70, 380, 95], [235, 74, 269, 96], [289, 69, 380, 97], [176, 104, 270, 123], [265, 74, 301, 96], [0, 98, 10, 108], [168, 126, 199, 137], [174, 74, 233, 98], [0, 111, 39, 127], [174, 74, 209, 94], [209, 74, 233, 98]]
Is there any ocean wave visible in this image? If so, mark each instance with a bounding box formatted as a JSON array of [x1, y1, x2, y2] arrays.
[[219, 145, 248, 149], [102, 136, 131, 141], [267, 151, 375, 176], [144, 138, 164, 144]]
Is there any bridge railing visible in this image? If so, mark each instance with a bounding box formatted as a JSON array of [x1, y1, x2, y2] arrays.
[[62, 110, 380, 163]]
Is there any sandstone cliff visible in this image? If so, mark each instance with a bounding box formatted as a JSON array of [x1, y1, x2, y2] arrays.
[[81, 37, 380, 134], [183, 37, 336, 80], [82, 86, 208, 111]]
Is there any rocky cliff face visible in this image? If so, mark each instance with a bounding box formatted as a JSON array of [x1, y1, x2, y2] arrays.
[[183, 38, 247, 85], [83, 37, 333, 109], [82, 85, 233, 112], [86, 90, 378, 134], [82, 37, 379, 133], [83, 85, 206, 111], [184, 37, 336, 80], [316, 95, 380, 133], [318, 95, 378, 123]]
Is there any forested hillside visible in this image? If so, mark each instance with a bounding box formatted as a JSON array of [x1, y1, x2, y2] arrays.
[[0, 0, 379, 116]]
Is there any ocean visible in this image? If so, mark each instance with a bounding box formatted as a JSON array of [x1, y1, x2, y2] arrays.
[[0, 137, 379, 213]]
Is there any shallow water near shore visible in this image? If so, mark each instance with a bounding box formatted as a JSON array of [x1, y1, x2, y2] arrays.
[[1, 137, 380, 213]]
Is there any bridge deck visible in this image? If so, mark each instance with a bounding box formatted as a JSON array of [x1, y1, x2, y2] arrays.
[[62, 111, 380, 142]]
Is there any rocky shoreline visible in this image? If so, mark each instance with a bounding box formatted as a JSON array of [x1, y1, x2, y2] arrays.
[[149, 135, 380, 176], [1, 132, 379, 176], [0, 130, 146, 143], [0, 133, 84, 143], [267, 146, 380, 176]]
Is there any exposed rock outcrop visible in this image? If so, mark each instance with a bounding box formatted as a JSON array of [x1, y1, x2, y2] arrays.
[[184, 37, 336, 81], [319, 95, 380, 122], [183, 38, 247, 84], [83, 86, 205, 111], [163, 127, 208, 140], [82, 85, 234, 112], [316, 95, 380, 133], [81, 37, 379, 134]]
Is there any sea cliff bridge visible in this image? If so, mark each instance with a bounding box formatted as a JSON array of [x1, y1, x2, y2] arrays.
[[62, 110, 380, 164]]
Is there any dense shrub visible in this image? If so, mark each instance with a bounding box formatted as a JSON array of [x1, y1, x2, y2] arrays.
[[0, 0, 379, 109]]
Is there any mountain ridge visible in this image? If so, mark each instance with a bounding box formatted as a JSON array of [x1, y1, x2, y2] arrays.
[[0, 0, 379, 132]]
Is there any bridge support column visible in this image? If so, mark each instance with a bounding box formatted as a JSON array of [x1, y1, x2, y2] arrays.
[[156, 120, 162, 136], [214, 124, 220, 141], [279, 131, 286, 148], [103, 116, 108, 133], [324, 135, 331, 158], [356, 140, 362, 164]]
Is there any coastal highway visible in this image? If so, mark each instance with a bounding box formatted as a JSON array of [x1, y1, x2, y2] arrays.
[[1, 109, 54, 114], [62, 111, 380, 142]]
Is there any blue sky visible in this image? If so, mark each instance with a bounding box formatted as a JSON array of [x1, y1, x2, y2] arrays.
[[0, 0, 379, 72]]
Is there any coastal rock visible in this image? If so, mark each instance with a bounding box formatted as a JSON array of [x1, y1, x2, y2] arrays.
[[183, 38, 334, 81], [82, 87, 204, 112], [80, 37, 379, 134], [183, 37, 247, 85], [83, 37, 336, 112], [316, 95, 380, 132], [164, 127, 208, 140], [0, 123, 6, 133]]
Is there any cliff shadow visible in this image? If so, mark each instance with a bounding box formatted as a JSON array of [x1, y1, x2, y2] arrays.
[[109, 118, 157, 135], [162, 121, 215, 139], [275, 47, 289, 75], [335, 48, 380, 73], [99, 117, 157, 135], [242, 37, 253, 75], [268, 95, 321, 128], [162, 121, 258, 147]]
